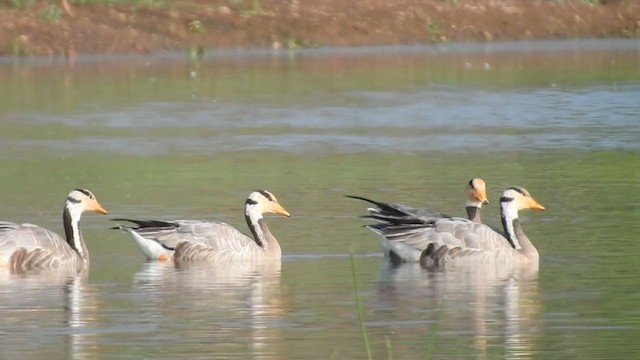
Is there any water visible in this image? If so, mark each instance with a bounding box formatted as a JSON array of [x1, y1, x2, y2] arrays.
[[0, 39, 638, 359]]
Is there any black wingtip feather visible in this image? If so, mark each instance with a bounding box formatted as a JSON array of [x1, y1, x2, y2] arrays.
[[345, 195, 382, 206], [110, 218, 178, 229], [346, 195, 416, 219]]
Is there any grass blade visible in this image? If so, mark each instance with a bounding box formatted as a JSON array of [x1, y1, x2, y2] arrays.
[[350, 253, 372, 360], [386, 335, 393, 360], [424, 296, 447, 360]]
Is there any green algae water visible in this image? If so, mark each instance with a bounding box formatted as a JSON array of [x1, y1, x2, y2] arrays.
[[0, 40, 638, 359]]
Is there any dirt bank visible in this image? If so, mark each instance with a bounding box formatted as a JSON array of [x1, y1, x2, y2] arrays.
[[1, 0, 639, 56]]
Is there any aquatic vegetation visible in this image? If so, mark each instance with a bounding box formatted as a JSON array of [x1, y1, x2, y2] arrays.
[[40, 3, 64, 20], [426, 19, 443, 43], [350, 253, 373, 360]]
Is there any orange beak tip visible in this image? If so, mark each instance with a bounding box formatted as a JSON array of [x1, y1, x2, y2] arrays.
[[94, 205, 108, 214], [276, 206, 291, 218], [531, 203, 546, 211]]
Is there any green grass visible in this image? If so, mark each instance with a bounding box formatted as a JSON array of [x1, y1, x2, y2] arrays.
[[40, 2, 64, 20], [424, 298, 447, 360], [426, 19, 443, 43], [350, 253, 373, 360], [9, 0, 35, 9]]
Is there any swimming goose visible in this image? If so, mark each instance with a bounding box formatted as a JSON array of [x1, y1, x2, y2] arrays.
[[418, 187, 544, 268], [347, 178, 489, 262], [347, 178, 489, 225], [0, 189, 108, 273], [375, 187, 543, 268], [113, 190, 290, 263]]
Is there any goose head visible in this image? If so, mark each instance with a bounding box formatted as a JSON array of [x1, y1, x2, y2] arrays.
[[245, 190, 290, 218], [499, 186, 544, 251], [65, 188, 108, 217], [500, 187, 545, 213], [63, 188, 107, 258], [465, 178, 490, 207]]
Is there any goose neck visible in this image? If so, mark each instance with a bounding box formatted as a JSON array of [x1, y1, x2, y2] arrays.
[[244, 205, 281, 257], [63, 204, 89, 263], [245, 210, 266, 248], [512, 218, 539, 261], [465, 206, 481, 223], [500, 202, 520, 249]]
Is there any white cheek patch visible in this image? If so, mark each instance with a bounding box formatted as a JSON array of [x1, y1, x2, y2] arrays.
[[245, 203, 263, 220], [502, 203, 519, 220], [466, 200, 483, 208]]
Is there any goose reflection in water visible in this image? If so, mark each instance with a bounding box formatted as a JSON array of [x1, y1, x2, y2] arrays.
[[376, 261, 541, 359], [0, 271, 98, 360], [131, 260, 283, 359]]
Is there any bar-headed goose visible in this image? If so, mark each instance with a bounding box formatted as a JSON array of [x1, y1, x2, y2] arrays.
[[0, 189, 108, 272], [417, 187, 544, 268], [347, 178, 489, 225], [113, 190, 290, 263], [347, 178, 489, 262]]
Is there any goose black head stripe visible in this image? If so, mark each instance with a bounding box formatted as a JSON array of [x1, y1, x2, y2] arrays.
[[506, 187, 527, 196], [500, 196, 514, 203], [257, 190, 274, 201], [74, 188, 94, 198], [66, 196, 82, 204]]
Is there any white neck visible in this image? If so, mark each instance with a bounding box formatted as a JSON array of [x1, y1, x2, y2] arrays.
[[500, 201, 520, 249], [465, 200, 483, 208], [245, 203, 266, 248], [63, 202, 87, 260]]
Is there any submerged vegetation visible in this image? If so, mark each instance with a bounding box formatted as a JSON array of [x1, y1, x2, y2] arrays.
[[350, 253, 373, 359]]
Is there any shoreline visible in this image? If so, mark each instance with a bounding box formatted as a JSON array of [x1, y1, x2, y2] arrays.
[[1, 38, 638, 64], [1, 0, 639, 57]]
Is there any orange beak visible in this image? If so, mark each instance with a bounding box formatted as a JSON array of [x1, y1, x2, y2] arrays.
[[528, 198, 545, 211], [273, 203, 291, 217], [476, 190, 489, 205], [92, 201, 108, 214]]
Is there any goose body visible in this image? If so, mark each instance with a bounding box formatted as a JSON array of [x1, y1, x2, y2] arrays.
[[418, 187, 544, 268], [114, 190, 290, 263], [365, 186, 542, 268], [348, 178, 489, 262], [0, 189, 108, 272], [348, 178, 488, 225]]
